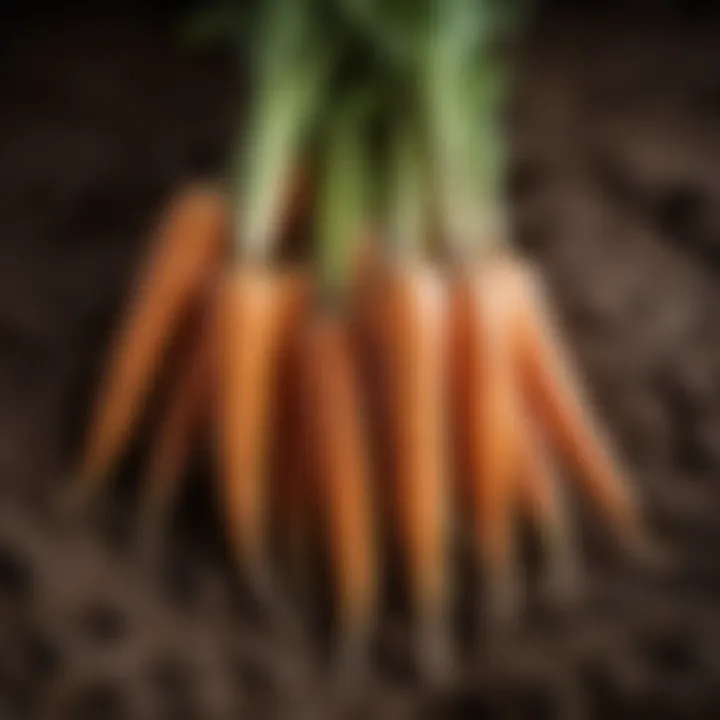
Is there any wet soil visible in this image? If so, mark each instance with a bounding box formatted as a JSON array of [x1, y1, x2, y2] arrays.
[[0, 2, 719, 718]]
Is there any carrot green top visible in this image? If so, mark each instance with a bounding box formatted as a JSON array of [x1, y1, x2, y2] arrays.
[[314, 90, 374, 307], [337, 0, 529, 258], [415, 0, 527, 257], [185, 0, 531, 264], [232, 0, 331, 263]]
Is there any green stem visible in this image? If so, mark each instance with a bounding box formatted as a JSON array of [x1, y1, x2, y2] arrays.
[[232, 0, 330, 264], [388, 118, 426, 261], [415, 0, 525, 259], [315, 94, 371, 307]]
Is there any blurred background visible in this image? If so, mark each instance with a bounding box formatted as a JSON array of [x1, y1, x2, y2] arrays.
[[1, 0, 720, 717]]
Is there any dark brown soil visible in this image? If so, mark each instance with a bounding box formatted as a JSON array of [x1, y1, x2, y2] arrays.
[[0, 2, 719, 718]]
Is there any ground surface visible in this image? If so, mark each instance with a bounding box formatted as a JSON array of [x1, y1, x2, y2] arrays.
[[0, 2, 719, 718]]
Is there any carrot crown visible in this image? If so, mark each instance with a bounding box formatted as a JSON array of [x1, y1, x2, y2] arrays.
[[314, 90, 375, 307], [339, 0, 528, 258], [185, 0, 531, 265], [385, 116, 428, 261], [232, 0, 332, 264], [417, 0, 529, 257]]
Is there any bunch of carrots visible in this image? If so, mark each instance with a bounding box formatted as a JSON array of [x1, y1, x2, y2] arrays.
[[72, 0, 652, 675]]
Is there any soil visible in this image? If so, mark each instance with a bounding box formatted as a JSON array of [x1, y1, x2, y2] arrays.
[[0, 2, 719, 718]]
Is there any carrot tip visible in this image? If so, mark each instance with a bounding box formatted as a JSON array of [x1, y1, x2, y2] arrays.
[[623, 525, 672, 574], [239, 555, 275, 599], [135, 504, 168, 561], [61, 472, 108, 518], [134, 527, 166, 578], [484, 562, 523, 631], [240, 558, 306, 641], [417, 614, 453, 684], [542, 541, 583, 607], [334, 623, 372, 690], [535, 507, 583, 604]]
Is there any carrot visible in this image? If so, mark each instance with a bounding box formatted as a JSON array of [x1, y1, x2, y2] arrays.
[[137, 288, 218, 547], [448, 269, 476, 508], [269, 280, 317, 604], [270, 232, 377, 603], [452, 257, 525, 626], [215, 266, 310, 598], [514, 394, 579, 601], [299, 310, 378, 666], [268, 239, 376, 607], [75, 185, 229, 500], [511, 257, 646, 552], [372, 261, 451, 670]]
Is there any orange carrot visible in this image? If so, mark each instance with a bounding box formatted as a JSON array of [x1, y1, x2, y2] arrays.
[[269, 282, 317, 600], [448, 270, 475, 508], [372, 261, 450, 670], [452, 257, 524, 625], [76, 185, 229, 499], [268, 235, 380, 618], [512, 257, 644, 551], [215, 266, 310, 596], [299, 311, 378, 663], [514, 395, 579, 600], [137, 289, 218, 545]]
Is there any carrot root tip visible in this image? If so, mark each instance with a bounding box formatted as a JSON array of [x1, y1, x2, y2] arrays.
[[483, 561, 524, 632], [416, 612, 454, 685], [135, 504, 169, 563], [542, 540, 583, 607], [334, 623, 372, 690], [623, 525, 673, 575], [241, 558, 307, 641], [61, 472, 111, 519]]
